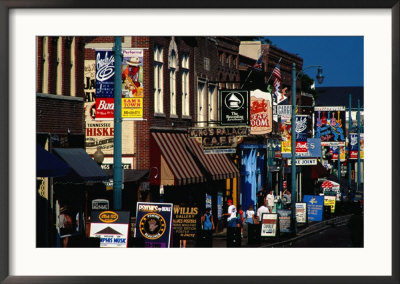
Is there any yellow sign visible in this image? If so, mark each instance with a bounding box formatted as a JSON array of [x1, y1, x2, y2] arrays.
[[324, 196, 336, 213], [99, 211, 119, 223]]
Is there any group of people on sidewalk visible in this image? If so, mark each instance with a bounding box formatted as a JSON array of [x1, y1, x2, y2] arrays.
[[199, 186, 293, 238]]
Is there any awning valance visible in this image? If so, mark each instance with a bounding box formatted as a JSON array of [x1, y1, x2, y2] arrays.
[[53, 148, 109, 183], [150, 132, 239, 186], [36, 144, 71, 177]]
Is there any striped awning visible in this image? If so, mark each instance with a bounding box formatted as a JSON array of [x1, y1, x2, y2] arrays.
[[186, 138, 239, 181], [151, 132, 205, 186], [151, 132, 239, 186]]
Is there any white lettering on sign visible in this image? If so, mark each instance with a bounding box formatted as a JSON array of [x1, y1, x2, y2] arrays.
[[96, 52, 115, 82], [98, 100, 115, 110]]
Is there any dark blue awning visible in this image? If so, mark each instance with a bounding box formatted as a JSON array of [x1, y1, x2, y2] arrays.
[[36, 144, 71, 177], [53, 148, 109, 183]]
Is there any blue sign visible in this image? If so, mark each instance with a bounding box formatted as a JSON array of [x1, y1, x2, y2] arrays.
[[95, 50, 115, 98], [135, 202, 173, 248], [303, 195, 324, 222], [282, 138, 321, 158]]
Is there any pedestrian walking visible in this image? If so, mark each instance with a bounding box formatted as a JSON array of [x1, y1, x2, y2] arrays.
[[256, 200, 270, 223], [201, 207, 215, 231], [266, 190, 275, 213], [237, 205, 244, 237], [283, 189, 292, 209], [245, 204, 256, 225], [223, 199, 237, 228]]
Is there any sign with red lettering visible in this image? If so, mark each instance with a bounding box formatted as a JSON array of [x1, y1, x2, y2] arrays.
[[250, 89, 272, 134]]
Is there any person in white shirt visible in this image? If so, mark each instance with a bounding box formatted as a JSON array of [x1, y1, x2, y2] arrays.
[[223, 199, 237, 228], [266, 190, 275, 213], [257, 201, 270, 222]]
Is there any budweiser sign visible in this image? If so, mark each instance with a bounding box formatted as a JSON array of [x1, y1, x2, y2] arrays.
[[95, 98, 114, 120]]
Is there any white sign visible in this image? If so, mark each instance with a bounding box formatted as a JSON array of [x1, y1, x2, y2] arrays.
[[288, 158, 317, 166], [314, 106, 346, 111], [277, 105, 291, 116]]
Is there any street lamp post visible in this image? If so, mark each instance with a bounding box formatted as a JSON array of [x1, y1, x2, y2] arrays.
[[291, 63, 324, 235]]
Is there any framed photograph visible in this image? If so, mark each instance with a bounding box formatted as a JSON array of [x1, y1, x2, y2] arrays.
[[1, 1, 398, 283]]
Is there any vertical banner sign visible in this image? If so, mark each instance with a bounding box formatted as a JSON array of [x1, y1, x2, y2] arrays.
[[303, 195, 324, 222], [219, 90, 250, 125], [95, 50, 115, 120], [314, 107, 346, 146], [90, 211, 130, 248], [277, 209, 292, 234], [295, 203, 307, 223], [250, 89, 272, 134], [217, 192, 223, 220], [135, 202, 173, 248], [85, 60, 115, 155], [173, 205, 199, 240], [350, 133, 364, 159], [280, 115, 292, 154], [260, 213, 278, 237], [331, 146, 346, 161], [121, 49, 144, 119], [295, 115, 308, 153]]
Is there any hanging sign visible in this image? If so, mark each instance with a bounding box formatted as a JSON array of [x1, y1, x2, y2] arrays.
[[249, 89, 273, 134], [219, 90, 250, 125], [95, 50, 115, 120], [324, 196, 336, 213], [314, 107, 346, 146], [188, 126, 249, 149]]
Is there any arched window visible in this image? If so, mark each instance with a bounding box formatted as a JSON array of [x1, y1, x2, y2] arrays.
[[154, 45, 164, 114], [168, 38, 179, 116]]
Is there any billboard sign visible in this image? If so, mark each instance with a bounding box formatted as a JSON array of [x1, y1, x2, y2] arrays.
[[219, 90, 250, 125], [314, 106, 346, 146], [172, 205, 199, 240], [135, 202, 173, 248]]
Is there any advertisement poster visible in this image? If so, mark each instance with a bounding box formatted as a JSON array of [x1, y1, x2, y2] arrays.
[[314, 106, 346, 146], [249, 89, 272, 134], [282, 138, 322, 159], [277, 209, 292, 234], [303, 195, 324, 222], [295, 115, 308, 153], [121, 49, 145, 119], [330, 145, 346, 161], [295, 203, 307, 223], [89, 211, 130, 248], [324, 196, 336, 214], [260, 213, 278, 237], [281, 115, 291, 154], [219, 90, 250, 125], [172, 205, 199, 240], [95, 50, 115, 120], [350, 133, 364, 159], [135, 202, 173, 248], [217, 192, 223, 220]]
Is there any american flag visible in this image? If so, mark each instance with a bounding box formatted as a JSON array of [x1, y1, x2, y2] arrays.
[[253, 50, 264, 70], [273, 63, 281, 81]]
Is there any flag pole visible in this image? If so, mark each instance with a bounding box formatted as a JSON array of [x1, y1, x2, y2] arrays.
[[240, 49, 264, 89]]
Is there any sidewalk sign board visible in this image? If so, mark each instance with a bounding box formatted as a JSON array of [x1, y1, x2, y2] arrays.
[[324, 195, 336, 213], [90, 211, 130, 248], [260, 213, 278, 237], [135, 202, 173, 248], [277, 209, 292, 234], [173, 205, 199, 240], [303, 195, 324, 222], [295, 203, 307, 224]]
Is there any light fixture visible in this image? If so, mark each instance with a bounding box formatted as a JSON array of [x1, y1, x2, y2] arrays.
[[316, 67, 324, 84]]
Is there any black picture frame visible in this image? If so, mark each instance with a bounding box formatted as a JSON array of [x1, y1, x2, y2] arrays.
[[0, 1, 399, 284]]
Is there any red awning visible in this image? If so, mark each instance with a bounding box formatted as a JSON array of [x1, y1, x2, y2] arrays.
[[151, 132, 239, 186], [151, 132, 205, 186], [186, 138, 239, 181]]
